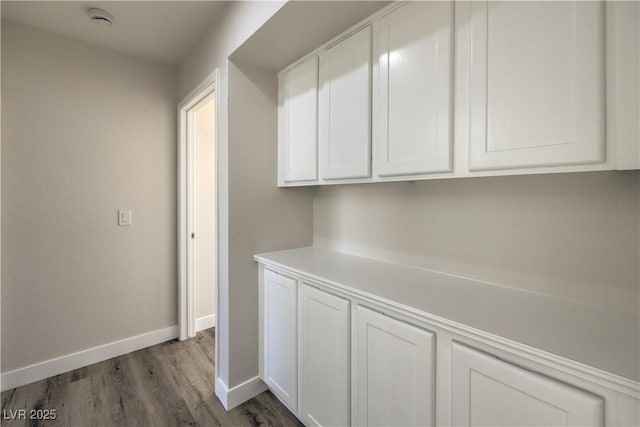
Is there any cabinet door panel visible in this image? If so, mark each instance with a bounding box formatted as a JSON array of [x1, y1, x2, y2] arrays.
[[374, 2, 453, 176], [263, 269, 297, 410], [452, 342, 604, 426], [279, 56, 319, 183], [319, 26, 372, 180], [469, 1, 605, 171], [299, 285, 350, 427], [356, 306, 435, 427]]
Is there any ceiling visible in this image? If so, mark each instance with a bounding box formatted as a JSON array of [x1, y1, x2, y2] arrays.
[[230, 1, 390, 71], [1, 1, 228, 66]]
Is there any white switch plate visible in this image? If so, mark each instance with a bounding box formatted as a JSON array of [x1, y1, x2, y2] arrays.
[[118, 209, 132, 226]]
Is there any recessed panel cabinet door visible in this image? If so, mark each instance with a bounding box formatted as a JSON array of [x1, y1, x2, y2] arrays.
[[355, 306, 435, 427], [452, 343, 604, 426], [319, 26, 372, 180], [468, 1, 606, 171], [374, 1, 453, 177], [299, 285, 350, 427], [279, 56, 319, 184], [262, 269, 297, 410]]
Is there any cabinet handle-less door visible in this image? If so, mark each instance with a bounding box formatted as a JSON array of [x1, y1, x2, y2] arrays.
[[468, 1, 605, 171], [263, 269, 297, 410], [299, 284, 350, 427], [279, 56, 319, 184], [452, 342, 604, 426], [319, 26, 372, 180], [374, 1, 454, 177], [355, 306, 435, 427]]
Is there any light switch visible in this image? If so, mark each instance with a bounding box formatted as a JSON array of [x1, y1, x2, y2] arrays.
[[118, 209, 132, 226]]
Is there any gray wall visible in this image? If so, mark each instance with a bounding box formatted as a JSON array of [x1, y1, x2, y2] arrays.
[[1, 14, 4, 392], [178, 1, 284, 99], [1, 20, 178, 372], [314, 171, 640, 313], [227, 62, 313, 386], [177, 0, 292, 389]]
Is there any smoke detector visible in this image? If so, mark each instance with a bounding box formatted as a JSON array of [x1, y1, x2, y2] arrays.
[[88, 8, 114, 26]]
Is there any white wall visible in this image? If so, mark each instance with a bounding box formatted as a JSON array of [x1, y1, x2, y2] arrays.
[[1, 20, 178, 372], [314, 171, 640, 313], [195, 99, 216, 321]]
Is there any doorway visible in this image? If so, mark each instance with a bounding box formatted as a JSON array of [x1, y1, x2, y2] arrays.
[[192, 94, 216, 333], [178, 70, 219, 367]]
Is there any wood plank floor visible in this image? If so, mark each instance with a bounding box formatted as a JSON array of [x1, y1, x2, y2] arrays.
[[1, 329, 303, 427]]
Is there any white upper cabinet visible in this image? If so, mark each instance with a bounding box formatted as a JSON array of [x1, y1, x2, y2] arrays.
[[611, 1, 640, 170], [298, 284, 350, 427], [355, 306, 436, 427], [373, 1, 454, 177], [467, 1, 606, 171], [278, 56, 319, 184], [277, 1, 636, 185], [319, 26, 372, 180], [452, 343, 604, 427]]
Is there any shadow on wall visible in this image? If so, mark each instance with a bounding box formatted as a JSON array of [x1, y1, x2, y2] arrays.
[[313, 170, 640, 313], [225, 60, 314, 386]]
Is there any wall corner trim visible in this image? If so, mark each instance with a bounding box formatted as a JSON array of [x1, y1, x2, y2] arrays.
[[215, 375, 267, 411], [0, 325, 179, 392]]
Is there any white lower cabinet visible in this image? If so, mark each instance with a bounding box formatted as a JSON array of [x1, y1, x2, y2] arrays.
[[451, 342, 605, 427], [258, 263, 636, 427], [299, 284, 350, 427], [355, 306, 436, 427], [262, 269, 297, 410]]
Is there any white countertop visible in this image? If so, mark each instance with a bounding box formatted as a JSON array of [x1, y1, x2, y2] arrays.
[[255, 246, 639, 382]]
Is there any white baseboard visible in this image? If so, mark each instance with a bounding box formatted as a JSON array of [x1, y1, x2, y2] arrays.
[[196, 314, 216, 331], [215, 377, 229, 409], [215, 375, 267, 410], [1, 325, 178, 392]]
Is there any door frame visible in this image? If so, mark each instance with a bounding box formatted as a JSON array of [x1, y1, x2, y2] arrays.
[[177, 69, 220, 351]]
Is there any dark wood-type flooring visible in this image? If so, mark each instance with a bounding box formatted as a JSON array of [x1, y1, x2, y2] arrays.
[[1, 329, 303, 427]]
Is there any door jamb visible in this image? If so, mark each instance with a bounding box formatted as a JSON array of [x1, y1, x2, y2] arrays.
[[177, 69, 220, 361]]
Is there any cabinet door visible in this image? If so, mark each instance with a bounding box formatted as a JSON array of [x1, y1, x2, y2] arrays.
[[452, 342, 604, 426], [374, 2, 453, 177], [355, 306, 435, 427], [319, 26, 372, 180], [299, 285, 350, 427], [279, 56, 319, 184], [468, 1, 605, 171], [262, 269, 297, 410]]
